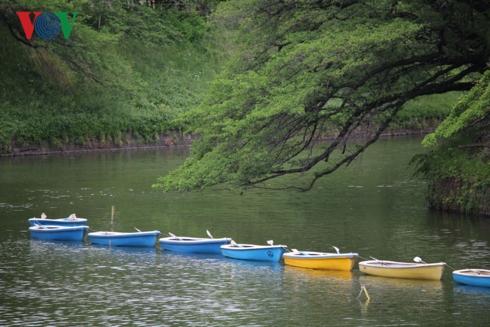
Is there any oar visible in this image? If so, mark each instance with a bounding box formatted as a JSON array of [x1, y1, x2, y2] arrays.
[[369, 256, 384, 264], [168, 232, 181, 240], [357, 285, 371, 302], [110, 206, 115, 232], [445, 263, 458, 271], [134, 227, 142, 232], [206, 230, 214, 239], [414, 256, 457, 270]]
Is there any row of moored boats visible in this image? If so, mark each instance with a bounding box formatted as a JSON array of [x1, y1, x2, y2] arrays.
[[28, 214, 490, 288]]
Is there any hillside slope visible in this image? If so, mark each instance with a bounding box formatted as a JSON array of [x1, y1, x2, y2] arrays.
[[0, 0, 218, 155]]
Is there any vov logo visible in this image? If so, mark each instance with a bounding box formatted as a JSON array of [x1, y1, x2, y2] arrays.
[[16, 11, 77, 41]]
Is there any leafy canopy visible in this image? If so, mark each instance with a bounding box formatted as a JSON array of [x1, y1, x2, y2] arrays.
[[423, 70, 490, 147], [156, 0, 490, 191], [414, 70, 490, 182]]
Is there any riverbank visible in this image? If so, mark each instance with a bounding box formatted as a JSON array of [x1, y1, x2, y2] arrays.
[[0, 126, 433, 157], [1, 132, 192, 157], [415, 148, 490, 218], [428, 177, 490, 217], [0, 95, 453, 157]]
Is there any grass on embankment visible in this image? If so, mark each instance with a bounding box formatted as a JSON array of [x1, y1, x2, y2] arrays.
[[0, 4, 218, 155], [391, 92, 461, 131]]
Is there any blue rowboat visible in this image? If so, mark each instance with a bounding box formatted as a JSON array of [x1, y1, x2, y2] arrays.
[[28, 213, 87, 227], [88, 231, 160, 247], [29, 225, 88, 242], [453, 269, 490, 288], [160, 232, 231, 254], [221, 240, 287, 262]]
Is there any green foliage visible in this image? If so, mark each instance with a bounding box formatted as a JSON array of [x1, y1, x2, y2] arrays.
[[423, 71, 490, 147], [157, 0, 489, 191], [413, 70, 490, 215], [0, 0, 218, 153], [393, 93, 460, 129]]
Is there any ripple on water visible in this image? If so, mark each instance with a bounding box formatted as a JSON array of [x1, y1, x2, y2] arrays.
[[2, 141, 490, 326]]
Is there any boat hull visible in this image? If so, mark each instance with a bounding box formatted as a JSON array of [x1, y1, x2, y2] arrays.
[[160, 238, 231, 254], [88, 231, 160, 247], [359, 260, 445, 280], [221, 245, 286, 262], [29, 226, 88, 242], [453, 270, 490, 288], [29, 218, 88, 227], [284, 256, 356, 271]]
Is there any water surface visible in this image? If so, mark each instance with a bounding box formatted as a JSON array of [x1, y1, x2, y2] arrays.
[[1, 138, 489, 326]]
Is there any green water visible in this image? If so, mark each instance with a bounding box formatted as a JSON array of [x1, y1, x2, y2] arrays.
[[1, 138, 489, 326]]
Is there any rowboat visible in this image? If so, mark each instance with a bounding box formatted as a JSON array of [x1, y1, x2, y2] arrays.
[[221, 240, 287, 262], [453, 269, 490, 288], [29, 225, 88, 242], [88, 230, 160, 247], [283, 248, 358, 271], [160, 231, 231, 254], [359, 259, 445, 280], [28, 213, 87, 227]]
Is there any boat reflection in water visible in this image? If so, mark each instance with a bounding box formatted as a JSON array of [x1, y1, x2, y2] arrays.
[[453, 284, 490, 297], [29, 239, 86, 252], [103, 245, 158, 256], [222, 256, 284, 272], [284, 265, 354, 281], [161, 251, 224, 261], [358, 275, 443, 291], [283, 266, 355, 295]]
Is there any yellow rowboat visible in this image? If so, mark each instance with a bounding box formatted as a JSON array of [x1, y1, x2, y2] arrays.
[[359, 260, 446, 280], [283, 250, 358, 271]]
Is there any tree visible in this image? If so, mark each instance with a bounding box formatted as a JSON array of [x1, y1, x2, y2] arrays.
[[413, 70, 489, 215], [155, 0, 490, 191]]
